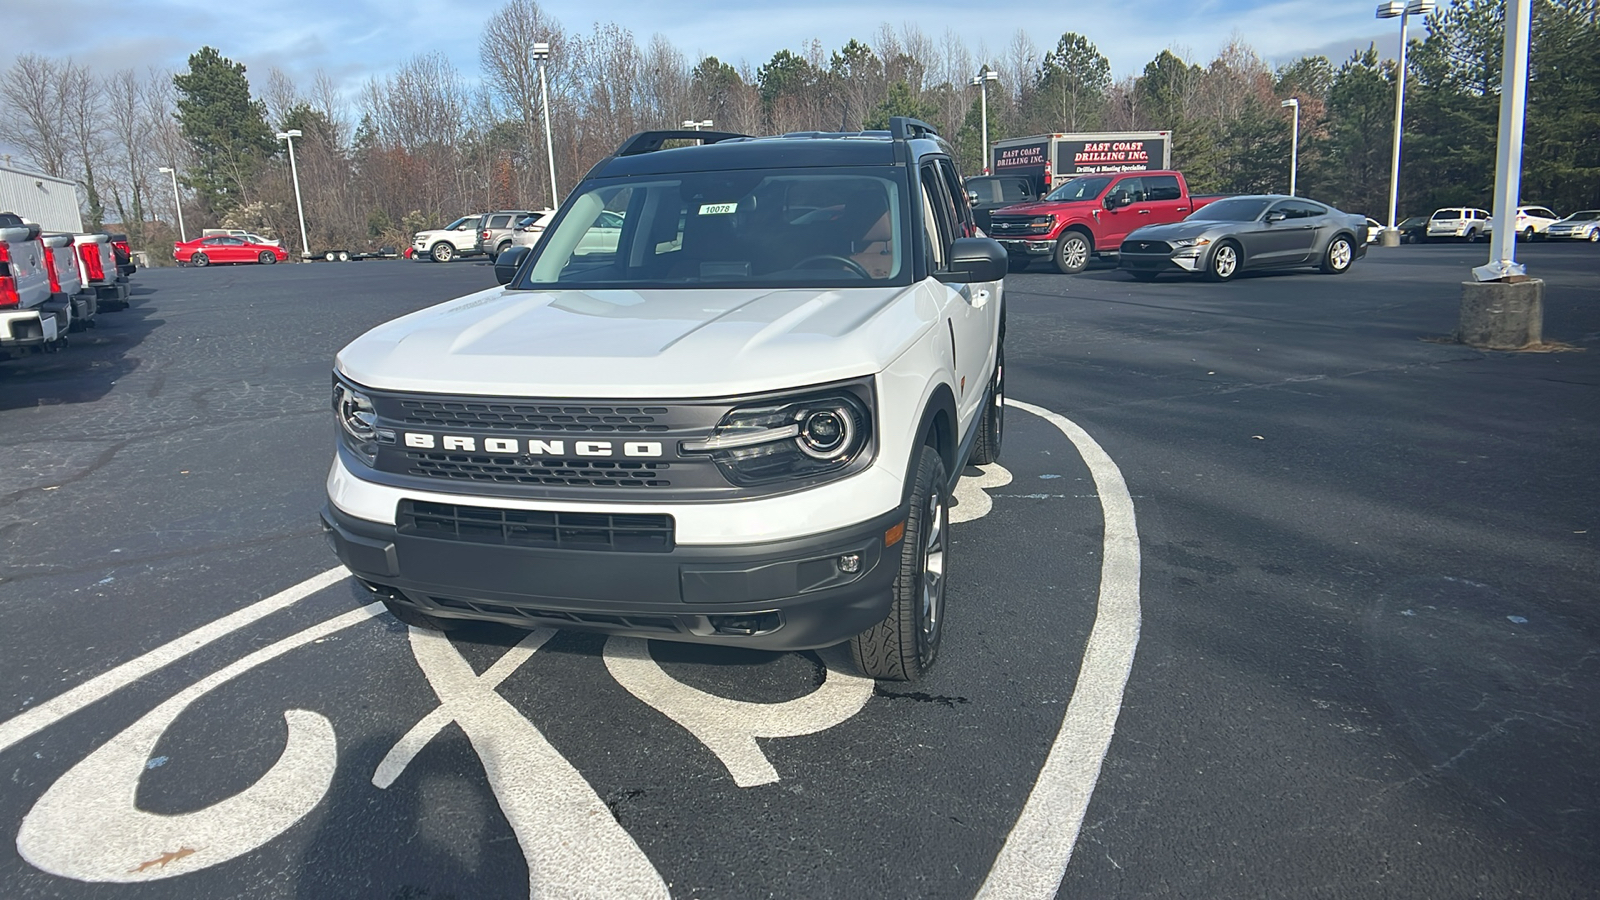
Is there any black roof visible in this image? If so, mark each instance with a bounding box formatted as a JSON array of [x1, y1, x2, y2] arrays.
[[589, 117, 949, 179]]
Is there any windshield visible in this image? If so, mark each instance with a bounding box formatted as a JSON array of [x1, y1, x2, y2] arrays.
[[1045, 176, 1113, 202], [518, 169, 908, 289], [1188, 197, 1271, 222], [1562, 210, 1600, 221]]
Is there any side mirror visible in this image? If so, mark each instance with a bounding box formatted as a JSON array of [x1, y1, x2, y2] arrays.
[[1104, 193, 1130, 210], [1265, 211, 1287, 224], [940, 237, 1007, 283], [966, 190, 980, 205], [494, 245, 530, 285]]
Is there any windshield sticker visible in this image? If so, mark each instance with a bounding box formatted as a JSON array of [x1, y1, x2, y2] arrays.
[[698, 203, 738, 216]]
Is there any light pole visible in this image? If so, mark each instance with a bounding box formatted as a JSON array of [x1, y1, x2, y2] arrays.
[[1376, 0, 1436, 246], [680, 119, 714, 131], [1281, 98, 1300, 196], [275, 129, 309, 260], [157, 166, 186, 242], [532, 42, 559, 208], [970, 70, 999, 174]]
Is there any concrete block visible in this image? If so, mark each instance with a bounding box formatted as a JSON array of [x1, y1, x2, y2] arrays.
[[1459, 278, 1543, 350], [1379, 229, 1401, 247]]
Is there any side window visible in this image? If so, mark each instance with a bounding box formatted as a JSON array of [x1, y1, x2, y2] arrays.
[[919, 165, 952, 272], [1281, 200, 1327, 219], [1144, 175, 1182, 202], [937, 159, 973, 237], [1109, 176, 1146, 204]]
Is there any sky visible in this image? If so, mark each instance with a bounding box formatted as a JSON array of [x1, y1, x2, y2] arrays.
[[4, 0, 1419, 104]]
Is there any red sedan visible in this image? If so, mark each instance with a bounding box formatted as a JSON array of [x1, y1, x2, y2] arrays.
[[174, 235, 288, 267]]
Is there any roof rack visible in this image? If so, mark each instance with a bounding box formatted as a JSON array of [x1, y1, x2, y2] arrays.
[[887, 117, 940, 141], [614, 130, 748, 157]]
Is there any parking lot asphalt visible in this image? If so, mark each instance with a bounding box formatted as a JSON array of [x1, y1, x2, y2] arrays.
[[0, 245, 1596, 898]]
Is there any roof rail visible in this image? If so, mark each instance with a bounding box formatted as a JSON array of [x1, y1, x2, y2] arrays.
[[614, 130, 748, 157], [887, 117, 940, 141]]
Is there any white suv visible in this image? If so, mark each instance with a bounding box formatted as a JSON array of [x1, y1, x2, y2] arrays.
[[1426, 207, 1491, 241], [412, 215, 485, 263], [323, 119, 1007, 680]]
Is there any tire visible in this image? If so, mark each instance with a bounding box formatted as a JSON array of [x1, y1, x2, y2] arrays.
[[258, 251, 276, 265], [1204, 241, 1241, 282], [1465, 229, 1479, 243], [324, 251, 336, 262], [338, 251, 350, 262], [380, 597, 461, 632], [430, 242, 455, 263], [191, 252, 209, 268], [1589, 230, 1599, 243], [1321, 234, 1355, 274], [970, 344, 1004, 466], [1126, 269, 1159, 282], [850, 445, 949, 681], [495, 241, 512, 258], [1522, 227, 1536, 242], [1006, 256, 1031, 273], [1052, 231, 1092, 275]]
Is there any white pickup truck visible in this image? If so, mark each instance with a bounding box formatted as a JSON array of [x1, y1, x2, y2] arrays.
[[0, 216, 64, 358]]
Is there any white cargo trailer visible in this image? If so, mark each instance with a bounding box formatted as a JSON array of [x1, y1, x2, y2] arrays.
[[0, 164, 83, 234]]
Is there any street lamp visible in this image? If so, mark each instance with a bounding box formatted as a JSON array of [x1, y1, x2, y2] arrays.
[[532, 42, 559, 208], [157, 166, 186, 243], [1376, 0, 1436, 246], [274, 129, 309, 260], [680, 119, 714, 131], [1281, 98, 1300, 196], [970, 70, 999, 174]]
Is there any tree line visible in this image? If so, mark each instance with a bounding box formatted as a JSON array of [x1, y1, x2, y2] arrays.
[[1, 0, 1595, 260]]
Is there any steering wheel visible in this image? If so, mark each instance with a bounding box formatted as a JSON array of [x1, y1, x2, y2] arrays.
[[791, 254, 871, 279]]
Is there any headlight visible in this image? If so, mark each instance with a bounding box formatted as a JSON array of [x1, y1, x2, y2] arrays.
[[332, 378, 387, 466], [684, 385, 874, 487], [1170, 237, 1211, 249]]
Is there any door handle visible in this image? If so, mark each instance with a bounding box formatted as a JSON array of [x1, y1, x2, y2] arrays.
[[1138, 209, 1150, 214], [1176, 207, 1189, 212]]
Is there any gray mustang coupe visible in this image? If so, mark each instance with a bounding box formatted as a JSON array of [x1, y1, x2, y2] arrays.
[[1118, 194, 1367, 282]]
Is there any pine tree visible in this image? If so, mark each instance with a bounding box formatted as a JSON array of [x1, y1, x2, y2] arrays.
[[172, 46, 275, 215]]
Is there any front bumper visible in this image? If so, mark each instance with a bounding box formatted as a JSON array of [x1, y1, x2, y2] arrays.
[[1119, 250, 1202, 273], [1545, 229, 1594, 240], [322, 500, 904, 650], [997, 238, 1057, 257]]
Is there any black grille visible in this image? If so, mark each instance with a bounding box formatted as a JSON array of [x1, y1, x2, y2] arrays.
[[1122, 240, 1171, 254], [398, 500, 675, 552], [406, 452, 671, 487], [399, 399, 671, 434], [427, 595, 681, 632]]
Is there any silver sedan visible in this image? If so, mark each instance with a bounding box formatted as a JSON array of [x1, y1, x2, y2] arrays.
[[1119, 195, 1368, 282]]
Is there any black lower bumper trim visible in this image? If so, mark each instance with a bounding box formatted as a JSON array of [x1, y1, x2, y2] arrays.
[[323, 502, 905, 650]]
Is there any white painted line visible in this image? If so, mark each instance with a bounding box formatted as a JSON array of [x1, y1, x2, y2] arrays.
[[951, 462, 1013, 524], [16, 603, 383, 882], [402, 626, 670, 899], [372, 628, 552, 790], [976, 399, 1142, 900], [603, 636, 874, 787], [0, 566, 351, 755]]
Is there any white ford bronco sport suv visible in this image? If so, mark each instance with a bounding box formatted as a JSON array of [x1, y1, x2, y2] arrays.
[[323, 118, 1007, 680]]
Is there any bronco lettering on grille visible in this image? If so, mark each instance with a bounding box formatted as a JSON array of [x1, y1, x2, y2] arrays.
[[402, 433, 664, 458]]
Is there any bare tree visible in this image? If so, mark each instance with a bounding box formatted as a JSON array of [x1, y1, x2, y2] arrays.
[[480, 0, 568, 209], [60, 61, 107, 228], [0, 54, 71, 178]]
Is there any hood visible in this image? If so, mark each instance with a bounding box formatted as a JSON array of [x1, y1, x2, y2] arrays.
[[336, 284, 938, 398], [1125, 220, 1225, 241], [992, 198, 1098, 217]]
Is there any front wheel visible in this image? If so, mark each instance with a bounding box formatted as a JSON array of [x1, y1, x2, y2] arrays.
[[258, 251, 276, 265], [1052, 232, 1091, 274], [1204, 241, 1240, 282], [851, 445, 949, 681], [1321, 235, 1355, 274], [1589, 230, 1599, 243], [970, 346, 1004, 466], [191, 252, 209, 268], [430, 242, 454, 263]]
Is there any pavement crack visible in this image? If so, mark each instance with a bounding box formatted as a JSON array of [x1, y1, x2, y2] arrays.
[[872, 686, 969, 707]]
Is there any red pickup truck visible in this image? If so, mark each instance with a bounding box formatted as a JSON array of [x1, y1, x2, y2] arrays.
[[986, 170, 1220, 274]]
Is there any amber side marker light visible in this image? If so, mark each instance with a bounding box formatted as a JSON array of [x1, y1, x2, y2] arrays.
[[884, 520, 906, 547]]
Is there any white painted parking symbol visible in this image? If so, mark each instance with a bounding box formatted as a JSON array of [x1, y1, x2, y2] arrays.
[[0, 400, 1141, 900]]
